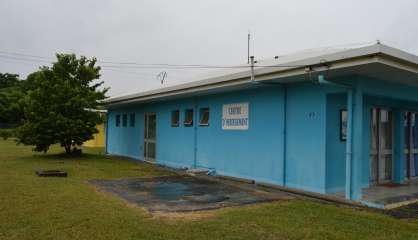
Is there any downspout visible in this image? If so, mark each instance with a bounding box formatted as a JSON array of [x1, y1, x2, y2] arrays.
[[193, 97, 198, 168], [317, 75, 354, 200], [282, 85, 287, 186]]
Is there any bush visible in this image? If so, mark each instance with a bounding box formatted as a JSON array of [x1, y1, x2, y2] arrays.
[[0, 129, 15, 140]]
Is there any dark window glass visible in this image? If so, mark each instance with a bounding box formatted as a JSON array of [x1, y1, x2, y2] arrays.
[[122, 114, 127, 127], [116, 115, 120, 127], [199, 108, 210, 126], [130, 113, 135, 127], [184, 109, 194, 127], [340, 109, 347, 141], [171, 110, 179, 127]]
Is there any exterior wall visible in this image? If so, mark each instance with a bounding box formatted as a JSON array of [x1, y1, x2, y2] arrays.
[[107, 86, 288, 185], [325, 93, 347, 193], [106, 73, 418, 199], [194, 87, 285, 184], [106, 84, 336, 193], [84, 123, 106, 148], [111, 78, 418, 196], [107, 108, 142, 159], [285, 83, 334, 193]]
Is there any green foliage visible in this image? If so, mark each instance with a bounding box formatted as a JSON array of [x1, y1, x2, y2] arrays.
[[16, 53, 108, 154], [0, 73, 25, 125], [0, 73, 20, 88], [0, 129, 14, 140]]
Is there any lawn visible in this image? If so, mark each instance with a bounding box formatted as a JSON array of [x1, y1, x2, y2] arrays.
[[0, 139, 417, 240]]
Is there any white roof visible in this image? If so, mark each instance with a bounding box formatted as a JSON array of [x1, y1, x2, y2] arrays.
[[105, 42, 418, 106]]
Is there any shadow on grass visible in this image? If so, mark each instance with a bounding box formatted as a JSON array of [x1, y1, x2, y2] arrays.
[[19, 151, 108, 163]]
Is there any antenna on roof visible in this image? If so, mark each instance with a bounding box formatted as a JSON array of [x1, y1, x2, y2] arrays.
[[247, 31, 251, 64], [157, 71, 167, 85]]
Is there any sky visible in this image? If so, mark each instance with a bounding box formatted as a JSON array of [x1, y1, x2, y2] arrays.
[[0, 0, 417, 97]]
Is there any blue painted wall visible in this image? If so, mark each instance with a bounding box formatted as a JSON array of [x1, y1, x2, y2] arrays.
[[325, 93, 347, 193], [106, 75, 418, 198], [284, 83, 330, 193], [107, 86, 288, 185], [106, 107, 142, 159], [194, 87, 285, 185]]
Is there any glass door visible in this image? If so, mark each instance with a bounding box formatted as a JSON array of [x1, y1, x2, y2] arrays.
[[144, 113, 156, 162], [405, 112, 418, 178], [370, 108, 393, 184]]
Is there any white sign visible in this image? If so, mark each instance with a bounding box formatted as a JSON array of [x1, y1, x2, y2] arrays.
[[222, 102, 249, 130]]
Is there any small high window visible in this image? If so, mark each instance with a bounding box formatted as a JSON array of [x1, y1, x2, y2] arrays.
[[199, 108, 210, 126], [130, 113, 136, 127], [122, 114, 127, 127], [116, 114, 121, 127], [184, 109, 194, 127], [171, 110, 180, 127]]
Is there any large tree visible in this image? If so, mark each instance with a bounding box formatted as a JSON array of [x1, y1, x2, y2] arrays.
[[17, 54, 108, 154]]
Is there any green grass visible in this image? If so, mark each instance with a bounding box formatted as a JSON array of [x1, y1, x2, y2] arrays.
[[0, 139, 417, 240]]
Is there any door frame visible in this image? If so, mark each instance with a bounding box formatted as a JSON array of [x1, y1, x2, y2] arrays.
[[144, 112, 157, 162], [370, 107, 394, 185], [405, 111, 417, 179]]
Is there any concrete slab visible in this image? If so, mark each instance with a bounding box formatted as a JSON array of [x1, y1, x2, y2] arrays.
[[90, 175, 287, 213], [362, 178, 418, 209]]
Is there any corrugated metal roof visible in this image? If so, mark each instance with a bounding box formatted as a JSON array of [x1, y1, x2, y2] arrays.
[[105, 42, 418, 105]]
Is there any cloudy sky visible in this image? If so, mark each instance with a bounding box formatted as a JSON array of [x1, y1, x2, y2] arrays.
[[0, 0, 417, 96]]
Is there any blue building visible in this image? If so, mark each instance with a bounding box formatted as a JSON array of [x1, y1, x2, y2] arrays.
[[105, 43, 418, 208]]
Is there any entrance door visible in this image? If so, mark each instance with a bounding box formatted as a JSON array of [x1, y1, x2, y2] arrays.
[[370, 108, 393, 184], [144, 113, 156, 162], [405, 112, 418, 178]]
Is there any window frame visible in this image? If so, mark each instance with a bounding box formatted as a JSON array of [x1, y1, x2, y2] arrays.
[[199, 107, 210, 126], [184, 109, 194, 127], [171, 110, 180, 127]]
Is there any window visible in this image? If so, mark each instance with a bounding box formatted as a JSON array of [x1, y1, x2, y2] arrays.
[[116, 114, 121, 127], [199, 108, 210, 126], [130, 113, 136, 127], [340, 109, 347, 141], [122, 114, 127, 127], [171, 110, 180, 127], [184, 109, 194, 127]]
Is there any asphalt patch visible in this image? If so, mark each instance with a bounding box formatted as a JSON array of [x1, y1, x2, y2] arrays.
[[90, 175, 282, 212]]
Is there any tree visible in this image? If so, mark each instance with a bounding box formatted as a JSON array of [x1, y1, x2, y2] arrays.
[[16, 54, 108, 154], [0, 73, 25, 127], [0, 73, 20, 88]]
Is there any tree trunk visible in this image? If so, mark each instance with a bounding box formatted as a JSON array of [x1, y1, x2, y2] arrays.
[[64, 145, 72, 155]]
